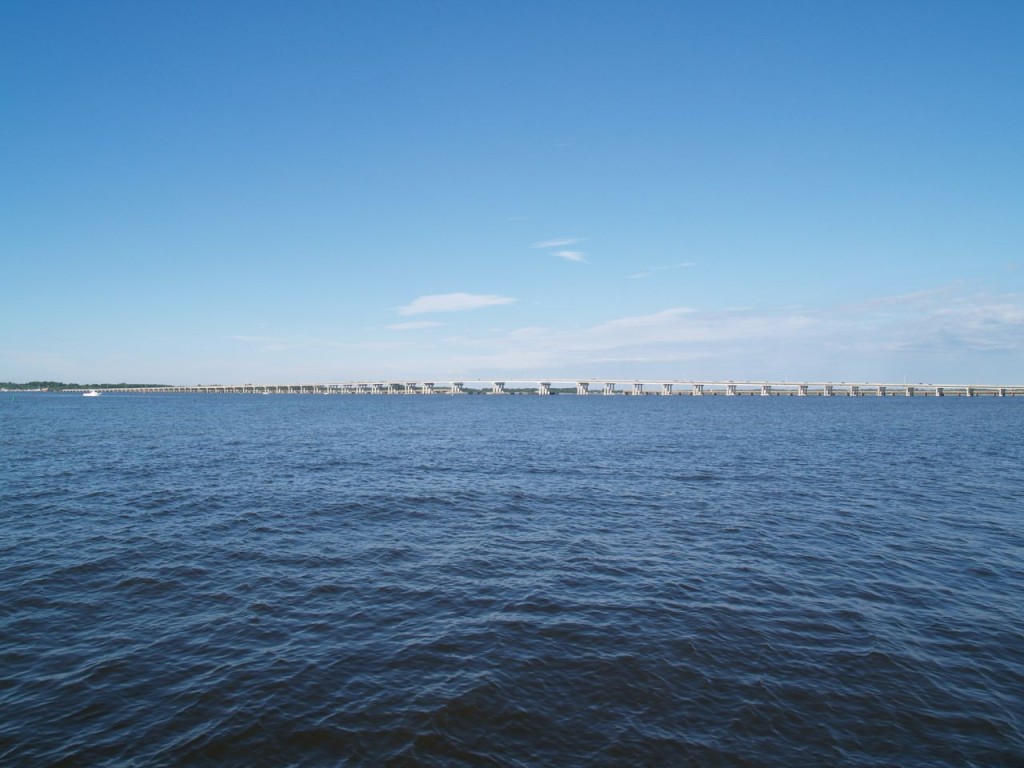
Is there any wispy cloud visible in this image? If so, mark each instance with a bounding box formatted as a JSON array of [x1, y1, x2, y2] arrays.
[[627, 262, 695, 279], [531, 237, 589, 264], [386, 321, 444, 331], [554, 250, 587, 263], [211, 285, 1024, 384], [531, 238, 580, 249], [438, 305, 813, 374], [845, 286, 951, 310], [397, 292, 516, 316], [427, 285, 1024, 381]]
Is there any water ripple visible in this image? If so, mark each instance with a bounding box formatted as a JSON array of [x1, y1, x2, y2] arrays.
[[1, 395, 1022, 766]]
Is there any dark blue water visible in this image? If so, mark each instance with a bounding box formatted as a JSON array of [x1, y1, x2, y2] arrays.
[[2, 393, 1022, 767]]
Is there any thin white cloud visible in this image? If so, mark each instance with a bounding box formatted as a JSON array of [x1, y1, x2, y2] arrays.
[[531, 238, 580, 249], [386, 321, 444, 331], [845, 286, 951, 310], [597, 308, 697, 330], [627, 262, 695, 279], [431, 285, 1024, 380], [397, 292, 516, 316], [554, 250, 587, 263], [198, 284, 1024, 384]]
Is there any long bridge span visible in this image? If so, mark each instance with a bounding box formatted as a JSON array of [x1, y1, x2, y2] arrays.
[[70, 380, 1022, 397]]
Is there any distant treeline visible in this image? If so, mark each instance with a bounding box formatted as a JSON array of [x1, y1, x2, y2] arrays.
[[0, 381, 167, 391]]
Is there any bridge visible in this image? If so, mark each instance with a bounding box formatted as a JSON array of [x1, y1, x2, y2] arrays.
[[70, 380, 1023, 397]]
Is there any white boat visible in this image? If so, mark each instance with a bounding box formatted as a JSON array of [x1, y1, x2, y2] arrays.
[[82, 390, 101, 397]]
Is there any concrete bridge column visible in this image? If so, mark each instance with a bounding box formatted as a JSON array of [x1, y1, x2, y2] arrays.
[[451, 382, 464, 395], [368, 384, 381, 395], [631, 382, 645, 396], [798, 384, 808, 396], [422, 382, 435, 395], [876, 386, 886, 397], [692, 383, 704, 396], [823, 385, 834, 397], [604, 382, 616, 395], [934, 386, 944, 397], [905, 386, 914, 396], [998, 387, 1007, 397], [492, 382, 506, 395], [662, 383, 674, 396], [403, 382, 417, 394], [538, 382, 551, 395], [964, 386, 973, 397], [726, 384, 737, 396], [576, 382, 589, 395], [760, 384, 771, 397], [849, 386, 859, 397]]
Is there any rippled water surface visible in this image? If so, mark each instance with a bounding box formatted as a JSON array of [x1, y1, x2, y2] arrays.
[[2, 393, 1022, 766]]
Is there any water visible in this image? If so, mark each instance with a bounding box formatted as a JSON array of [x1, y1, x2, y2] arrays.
[[1, 393, 1022, 767]]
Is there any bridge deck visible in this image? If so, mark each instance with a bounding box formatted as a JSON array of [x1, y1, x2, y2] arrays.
[[66, 380, 1023, 397]]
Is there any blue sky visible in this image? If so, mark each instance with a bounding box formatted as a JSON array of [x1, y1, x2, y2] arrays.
[[3, 1, 1022, 384]]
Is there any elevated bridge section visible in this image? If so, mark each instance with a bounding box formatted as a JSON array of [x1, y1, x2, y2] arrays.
[[69, 380, 1023, 397]]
